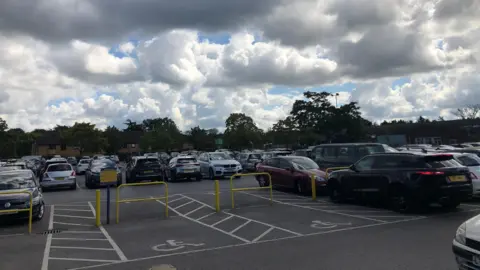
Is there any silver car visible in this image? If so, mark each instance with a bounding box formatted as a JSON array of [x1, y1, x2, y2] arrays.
[[198, 152, 242, 179], [41, 163, 77, 190], [76, 159, 91, 175]]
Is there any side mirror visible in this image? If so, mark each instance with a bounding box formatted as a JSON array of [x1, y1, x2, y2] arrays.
[[349, 164, 357, 172]]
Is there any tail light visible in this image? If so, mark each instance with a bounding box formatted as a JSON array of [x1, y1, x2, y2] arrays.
[[71, 171, 76, 176], [470, 172, 478, 179], [416, 171, 445, 175]]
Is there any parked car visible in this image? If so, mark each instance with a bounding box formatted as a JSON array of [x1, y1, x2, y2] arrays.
[[453, 213, 480, 269], [256, 156, 327, 194], [0, 169, 45, 221], [3, 160, 27, 170], [85, 159, 122, 188], [40, 163, 77, 190], [261, 150, 292, 161], [67, 156, 78, 166], [327, 153, 472, 212], [125, 156, 163, 183], [446, 153, 480, 197], [39, 158, 68, 181], [76, 159, 91, 175], [237, 153, 263, 172], [293, 148, 313, 158], [164, 156, 202, 182], [197, 152, 242, 179], [312, 143, 398, 170]]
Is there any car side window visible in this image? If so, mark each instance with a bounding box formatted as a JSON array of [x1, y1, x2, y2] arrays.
[[313, 147, 323, 160], [354, 156, 376, 171], [267, 158, 280, 168], [323, 147, 337, 159], [337, 146, 356, 162], [277, 159, 291, 169]]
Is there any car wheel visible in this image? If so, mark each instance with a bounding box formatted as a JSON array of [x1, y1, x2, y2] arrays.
[[294, 180, 306, 194], [389, 186, 415, 213], [209, 168, 215, 180], [196, 175, 202, 181], [328, 180, 345, 203], [33, 202, 45, 221], [440, 199, 461, 210], [171, 171, 177, 182], [258, 175, 268, 187], [71, 182, 77, 190]]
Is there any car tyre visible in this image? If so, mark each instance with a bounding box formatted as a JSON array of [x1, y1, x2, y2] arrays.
[[71, 182, 77, 190], [294, 180, 306, 194], [195, 175, 202, 181], [257, 175, 269, 187], [33, 202, 45, 221], [440, 199, 461, 210], [171, 170, 177, 182], [389, 185, 416, 213], [209, 168, 215, 180], [328, 180, 345, 203]]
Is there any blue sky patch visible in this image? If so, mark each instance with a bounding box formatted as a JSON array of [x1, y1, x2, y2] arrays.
[[48, 97, 75, 106], [198, 32, 231, 44], [392, 77, 411, 88]]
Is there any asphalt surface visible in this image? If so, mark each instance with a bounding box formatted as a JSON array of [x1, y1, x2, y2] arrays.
[[0, 170, 478, 270]]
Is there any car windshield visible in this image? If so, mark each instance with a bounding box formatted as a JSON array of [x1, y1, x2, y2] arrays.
[[290, 157, 319, 170], [210, 153, 228, 160], [249, 154, 262, 159], [0, 173, 36, 190], [458, 155, 480, 166], [47, 164, 72, 171]]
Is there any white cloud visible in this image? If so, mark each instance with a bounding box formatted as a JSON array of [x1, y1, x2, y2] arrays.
[[0, 0, 478, 132]]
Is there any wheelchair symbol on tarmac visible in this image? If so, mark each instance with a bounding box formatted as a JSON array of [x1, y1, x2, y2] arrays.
[[152, 240, 205, 252], [310, 220, 352, 229]]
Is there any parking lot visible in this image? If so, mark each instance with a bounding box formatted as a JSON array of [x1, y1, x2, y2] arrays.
[[1, 173, 479, 270]]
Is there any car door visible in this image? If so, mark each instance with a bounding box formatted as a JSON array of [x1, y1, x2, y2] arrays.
[[275, 158, 293, 187], [198, 154, 208, 175], [341, 155, 376, 195]]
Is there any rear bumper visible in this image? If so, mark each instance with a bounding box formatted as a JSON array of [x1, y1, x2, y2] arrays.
[[41, 179, 76, 189], [131, 174, 163, 182], [415, 183, 473, 202], [174, 172, 202, 179]]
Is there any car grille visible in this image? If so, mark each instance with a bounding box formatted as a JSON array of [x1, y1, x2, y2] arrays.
[[466, 238, 480, 251], [0, 199, 27, 210], [222, 164, 236, 168]]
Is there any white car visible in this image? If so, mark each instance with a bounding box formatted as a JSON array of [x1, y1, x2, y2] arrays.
[[76, 159, 91, 175], [446, 153, 480, 196], [198, 152, 242, 179], [41, 163, 77, 190], [453, 214, 480, 268], [165, 156, 202, 182]]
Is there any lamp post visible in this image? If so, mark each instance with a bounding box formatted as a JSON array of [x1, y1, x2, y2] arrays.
[[334, 93, 339, 108]]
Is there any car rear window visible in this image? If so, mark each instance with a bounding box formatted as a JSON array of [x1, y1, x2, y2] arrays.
[[136, 158, 160, 167], [248, 154, 262, 159], [47, 164, 72, 171], [80, 160, 90, 164], [424, 155, 464, 168], [177, 158, 197, 164]]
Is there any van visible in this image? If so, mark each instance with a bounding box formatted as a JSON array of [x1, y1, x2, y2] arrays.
[[311, 143, 397, 169]]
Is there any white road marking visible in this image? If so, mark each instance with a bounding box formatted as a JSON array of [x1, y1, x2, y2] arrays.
[[241, 192, 387, 223], [168, 197, 186, 204], [52, 237, 108, 241], [49, 257, 120, 263], [155, 200, 250, 243], [55, 209, 92, 212], [211, 216, 233, 226], [41, 205, 54, 270], [229, 220, 251, 234], [196, 212, 216, 221], [337, 210, 387, 213], [360, 215, 418, 218], [54, 214, 95, 219], [88, 201, 128, 261], [53, 221, 91, 226], [184, 205, 205, 216], [460, 203, 480, 208], [51, 246, 115, 251], [53, 204, 91, 208], [252, 227, 274, 242], [183, 195, 303, 237], [68, 216, 427, 270], [63, 231, 102, 234], [173, 201, 195, 210], [76, 182, 80, 189]]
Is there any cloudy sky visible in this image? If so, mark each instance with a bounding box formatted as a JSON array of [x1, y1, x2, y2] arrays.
[[0, 0, 478, 131]]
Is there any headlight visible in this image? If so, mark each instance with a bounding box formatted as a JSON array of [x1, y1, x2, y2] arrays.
[[455, 222, 467, 245], [25, 190, 41, 207]]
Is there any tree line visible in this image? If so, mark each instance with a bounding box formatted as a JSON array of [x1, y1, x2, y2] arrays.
[[0, 92, 478, 158]]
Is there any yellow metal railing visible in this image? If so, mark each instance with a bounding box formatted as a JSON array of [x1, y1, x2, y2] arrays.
[[0, 191, 33, 233], [325, 167, 350, 178], [230, 172, 272, 209], [115, 181, 168, 224]]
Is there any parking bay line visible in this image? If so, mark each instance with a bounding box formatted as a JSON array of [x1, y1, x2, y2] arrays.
[[68, 216, 428, 270], [51, 246, 115, 251], [173, 201, 195, 210], [181, 195, 303, 237], [184, 205, 205, 216], [88, 202, 128, 261], [53, 222, 91, 227], [241, 192, 388, 224], [52, 238, 108, 241], [252, 227, 275, 242], [41, 205, 54, 270], [196, 212, 216, 221], [55, 209, 93, 212], [49, 257, 120, 263], [54, 214, 95, 219], [211, 216, 233, 227]]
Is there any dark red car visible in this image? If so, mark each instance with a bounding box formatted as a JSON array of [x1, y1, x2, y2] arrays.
[[256, 156, 326, 194]]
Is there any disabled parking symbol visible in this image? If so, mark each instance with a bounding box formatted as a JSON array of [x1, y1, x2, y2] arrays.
[[152, 240, 205, 252], [310, 220, 352, 229]]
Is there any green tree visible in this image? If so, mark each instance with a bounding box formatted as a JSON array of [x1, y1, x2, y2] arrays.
[[224, 113, 263, 149], [139, 117, 183, 151], [104, 126, 122, 154], [124, 119, 144, 131], [67, 122, 107, 155], [186, 126, 215, 150]]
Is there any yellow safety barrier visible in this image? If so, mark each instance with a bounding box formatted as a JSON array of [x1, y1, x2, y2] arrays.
[[116, 181, 168, 224], [325, 167, 350, 178], [214, 180, 220, 212], [95, 190, 101, 227], [0, 191, 33, 233], [310, 175, 317, 201], [230, 172, 272, 209]]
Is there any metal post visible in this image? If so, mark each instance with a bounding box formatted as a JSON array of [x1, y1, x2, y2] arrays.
[[214, 180, 220, 212], [95, 190, 101, 227], [106, 185, 110, 224], [164, 183, 169, 218], [28, 193, 33, 234], [311, 174, 317, 201], [230, 176, 235, 209]]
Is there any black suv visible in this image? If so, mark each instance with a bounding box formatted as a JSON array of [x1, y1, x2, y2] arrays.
[[311, 143, 398, 170], [327, 153, 472, 212], [125, 156, 163, 183]]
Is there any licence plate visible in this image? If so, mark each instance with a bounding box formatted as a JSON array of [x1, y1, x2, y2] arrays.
[[55, 177, 64, 181], [144, 171, 153, 174], [448, 175, 466, 182]]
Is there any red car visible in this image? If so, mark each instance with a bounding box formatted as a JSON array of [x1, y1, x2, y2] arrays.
[[256, 156, 326, 194]]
